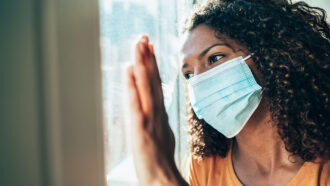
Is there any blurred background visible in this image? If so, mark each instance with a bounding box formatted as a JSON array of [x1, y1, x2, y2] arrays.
[[0, 0, 329, 186]]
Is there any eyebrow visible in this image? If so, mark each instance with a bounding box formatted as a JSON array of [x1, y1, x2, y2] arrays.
[[198, 43, 230, 60], [182, 43, 232, 69]]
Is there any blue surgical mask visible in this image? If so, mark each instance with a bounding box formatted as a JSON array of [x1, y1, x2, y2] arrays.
[[188, 55, 262, 138]]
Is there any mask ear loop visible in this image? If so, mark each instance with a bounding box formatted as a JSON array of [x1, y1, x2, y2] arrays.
[[243, 53, 254, 61], [244, 53, 264, 94]]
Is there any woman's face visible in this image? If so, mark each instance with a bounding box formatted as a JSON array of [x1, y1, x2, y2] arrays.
[[180, 24, 261, 83]]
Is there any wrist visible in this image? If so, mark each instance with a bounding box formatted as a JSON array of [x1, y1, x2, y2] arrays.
[[171, 166, 189, 186], [151, 159, 188, 186]]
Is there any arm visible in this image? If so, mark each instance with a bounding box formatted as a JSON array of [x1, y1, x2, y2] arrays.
[[127, 35, 189, 186]]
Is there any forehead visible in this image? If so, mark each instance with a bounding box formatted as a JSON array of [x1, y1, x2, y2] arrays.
[[180, 25, 220, 56]]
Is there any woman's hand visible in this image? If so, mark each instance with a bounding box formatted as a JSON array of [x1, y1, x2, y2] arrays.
[[127, 35, 188, 186]]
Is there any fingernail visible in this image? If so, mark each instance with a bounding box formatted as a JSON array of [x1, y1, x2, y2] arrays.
[[140, 38, 147, 43], [140, 35, 149, 43], [139, 42, 145, 52]]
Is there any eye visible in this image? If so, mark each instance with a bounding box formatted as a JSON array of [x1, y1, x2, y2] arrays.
[[208, 54, 225, 65], [184, 72, 194, 80]]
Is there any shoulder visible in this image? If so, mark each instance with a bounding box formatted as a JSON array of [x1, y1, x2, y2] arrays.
[[318, 159, 330, 186], [189, 154, 227, 170], [306, 158, 330, 179], [290, 158, 330, 186], [186, 154, 229, 186]]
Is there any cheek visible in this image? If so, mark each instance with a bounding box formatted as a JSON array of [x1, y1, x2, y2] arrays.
[[246, 60, 263, 85]]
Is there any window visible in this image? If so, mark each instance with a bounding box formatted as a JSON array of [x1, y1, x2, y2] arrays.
[[99, 0, 201, 185]]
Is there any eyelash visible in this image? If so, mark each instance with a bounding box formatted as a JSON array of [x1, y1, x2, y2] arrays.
[[208, 54, 225, 65], [184, 54, 226, 80], [184, 72, 193, 80]]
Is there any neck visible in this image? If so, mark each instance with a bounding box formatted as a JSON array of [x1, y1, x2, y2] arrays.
[[232, 98, 303, 173]]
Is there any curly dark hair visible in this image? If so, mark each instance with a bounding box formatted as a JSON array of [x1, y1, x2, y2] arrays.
[[183, 0, 330, 162]]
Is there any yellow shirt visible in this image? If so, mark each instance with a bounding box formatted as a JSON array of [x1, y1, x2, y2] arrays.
[[187, 148, 329, 186]]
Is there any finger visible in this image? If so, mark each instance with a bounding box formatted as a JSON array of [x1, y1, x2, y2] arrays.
[[134, 39, 154, 116], [146, 43, 165, 109], [140, 36, 157, 82], [138, 36, 164, 112], [148, 43, 154, 54], [148, 43, 161, 84], [137, 40, 165, 114], [139, 36, 160, 86], [140, 37, 154, 82], [127, 65, 145, 128]]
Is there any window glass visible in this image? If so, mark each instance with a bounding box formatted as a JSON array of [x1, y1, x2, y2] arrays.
[[99, 0, 196, 185]]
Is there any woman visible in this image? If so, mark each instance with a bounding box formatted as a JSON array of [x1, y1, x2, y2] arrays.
[[127, 0, 330, 185]]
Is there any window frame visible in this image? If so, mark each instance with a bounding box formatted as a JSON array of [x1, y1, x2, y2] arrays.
[[38, 0, 106, 185]]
